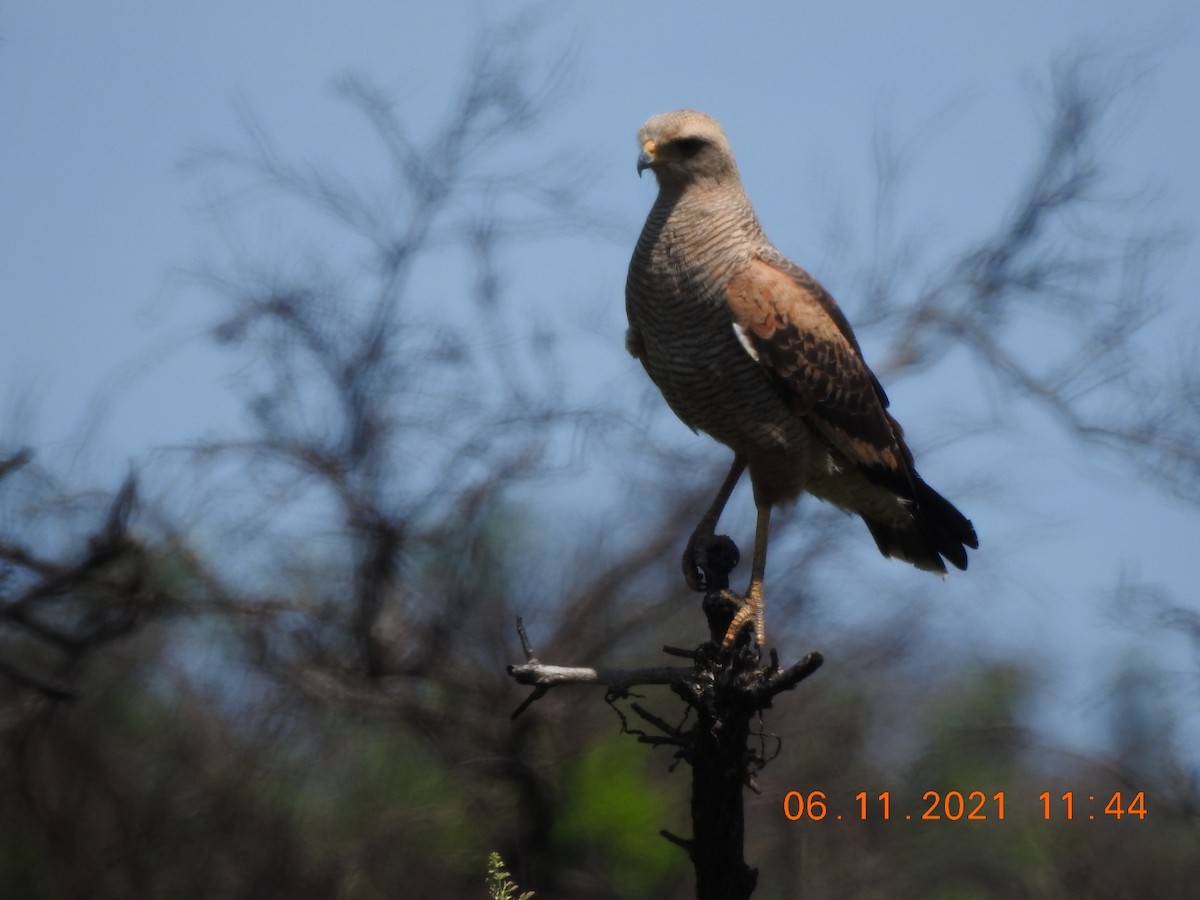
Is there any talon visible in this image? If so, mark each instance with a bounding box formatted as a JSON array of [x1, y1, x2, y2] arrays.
[[682, 531, 710, 592], [683, 532, 740, 592]]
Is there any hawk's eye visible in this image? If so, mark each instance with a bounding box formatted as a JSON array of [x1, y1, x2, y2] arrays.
[[673, 137, 708, 158]]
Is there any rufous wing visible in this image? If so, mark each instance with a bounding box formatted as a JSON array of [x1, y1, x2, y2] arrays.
[[724, 257, 915, 498]]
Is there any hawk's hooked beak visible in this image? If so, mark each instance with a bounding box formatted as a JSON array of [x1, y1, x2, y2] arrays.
[[637, 139, 657, 176]]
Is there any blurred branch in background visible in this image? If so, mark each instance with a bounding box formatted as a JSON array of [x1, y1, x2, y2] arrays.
[[164, 9, 697, 895], [182, 13, 598, 681], [859, 55, 1199, 502], [0, 449, 168, 709]]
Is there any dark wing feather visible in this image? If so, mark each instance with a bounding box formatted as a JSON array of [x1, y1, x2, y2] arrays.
[[724, 256, 978, 571]]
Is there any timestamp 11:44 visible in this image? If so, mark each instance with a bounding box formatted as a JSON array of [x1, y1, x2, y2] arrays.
[[1039, 791, 1147, 820]]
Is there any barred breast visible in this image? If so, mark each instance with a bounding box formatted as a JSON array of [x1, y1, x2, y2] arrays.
[[625, 188, 821, 485]]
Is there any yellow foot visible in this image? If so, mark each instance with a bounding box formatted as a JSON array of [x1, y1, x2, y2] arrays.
[[721, 587, 765, 648]]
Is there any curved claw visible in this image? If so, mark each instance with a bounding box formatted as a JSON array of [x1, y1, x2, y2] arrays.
[[682, 536, 707, 592], [682, 531, 740, 592]]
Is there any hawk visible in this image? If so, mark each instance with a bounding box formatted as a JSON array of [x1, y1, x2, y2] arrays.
[[625, 110, 978, 647]]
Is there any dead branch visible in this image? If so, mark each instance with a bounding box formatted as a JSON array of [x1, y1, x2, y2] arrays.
[[504, 537, 823, 900]]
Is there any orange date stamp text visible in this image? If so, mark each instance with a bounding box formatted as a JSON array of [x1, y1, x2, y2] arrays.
[[781, 790, 1147, 823]]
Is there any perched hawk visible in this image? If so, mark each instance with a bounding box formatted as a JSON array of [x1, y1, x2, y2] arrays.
[[625, 110, 978, 647]]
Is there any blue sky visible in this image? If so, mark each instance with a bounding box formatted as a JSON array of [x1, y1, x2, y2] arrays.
[[3, 2, 1198, 755]]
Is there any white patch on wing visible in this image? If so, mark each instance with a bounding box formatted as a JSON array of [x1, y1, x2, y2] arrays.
[[732, 322, 760, 362]]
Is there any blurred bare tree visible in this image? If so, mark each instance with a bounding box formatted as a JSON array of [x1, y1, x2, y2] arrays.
[[859, 56, 1199, 501], [170, 10, 698, 896]]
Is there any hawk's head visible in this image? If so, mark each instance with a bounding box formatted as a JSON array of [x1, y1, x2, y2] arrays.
[[636, 109, 739, 187]]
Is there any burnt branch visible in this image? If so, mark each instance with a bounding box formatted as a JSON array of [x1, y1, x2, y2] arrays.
[[504, 536, 824, 900]]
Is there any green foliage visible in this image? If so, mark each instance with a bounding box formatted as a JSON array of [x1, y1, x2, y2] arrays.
[[551, 733, 686, 896], [486, 851, 534, 900]]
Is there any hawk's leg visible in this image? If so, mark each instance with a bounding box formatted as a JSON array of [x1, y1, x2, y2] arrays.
[[683, 455, 746, 592], [722, 502, 770, 647]]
